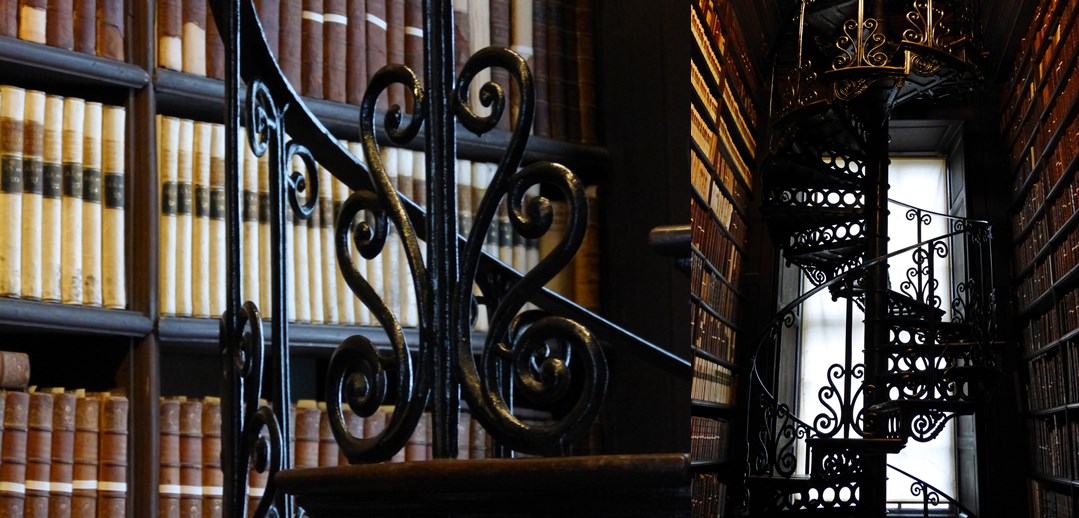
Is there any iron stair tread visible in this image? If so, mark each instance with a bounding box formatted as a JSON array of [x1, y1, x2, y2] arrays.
[[785, 239, 866, 260], [873, 365, 998, 382], [774, 101, 869, 155], [764, 155, 867, 189]]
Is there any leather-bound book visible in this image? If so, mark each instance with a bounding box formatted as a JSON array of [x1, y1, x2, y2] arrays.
[[101, 105, 126, 309], [96, 395, 127, 518], [365, 0, 387, 110], [323, 0, 348, 103], [205, 0, 225, 79], [18, 0, 47, 43], [80, 102, 102, 308], [176, 119, 195, 316], [345, 0, 366, 105], [385, 0, 404, 107], [572, 185, 599, 311], [302, 0, 325, 98], [456, 410, 469, 460], [41, 95, 63, 303], [70, 392, 98, 518], [21, 90, 45, 301], [182, 0, 207, 76], [178, 399, 202, 518], [0, 86, 25, 299], [574, 0, 596, 143], [1, 391, 30, 516], [452, 0, 469, 76], [72, 0, 94, 53], [316, 402, 338, 467], [24, 391, 53, 518], [201, 398, 222, 518], [530, 0, 548, 136], [396, 150, 414, 327], [254, 0, 279, 55], [558, 0, 579, 142], [95, 0, 124, 59], [293, 400, 320, 469], [336, 407, 362, 466], [403, 0, 423, 98], [318, 166, 337, 323], [405, 410, 426, 461], [467, 0, 490, 118], [509, 0, 532, 130], [158, 399, 180, 518], [279, 0, 304, 87], [48, 390, 76, 518], [544, 0, 565, 140], [0, 352, 29, 389], [0, 0, 14, 36], [45, 0, 74, 49], [157, 0, 183, 69], [488, 0, 510, 130]]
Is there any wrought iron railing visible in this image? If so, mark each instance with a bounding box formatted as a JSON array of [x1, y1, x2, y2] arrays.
[[887, 463, 978, 517]]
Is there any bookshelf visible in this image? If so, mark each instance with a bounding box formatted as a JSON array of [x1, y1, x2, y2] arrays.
[[1005, 0, 1079, 514]]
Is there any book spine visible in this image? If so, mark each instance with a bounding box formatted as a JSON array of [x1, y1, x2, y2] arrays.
[[456, 410, 469, 460], [175, 119, 194, 316], [206, 0, 225, 80], [539, 198, 571, 296], [345, 0, 367, 105], [101, 106, 125, 309], [61, 98, 84, 305], [1, 391, 30, 516], [294, 402, 319, 469], [0, 87, 25, 299], [158, 399, 180, 518], [22, 90, 45, 301], [470, 162, 488, 331], [575, 0, 596, 144], [572, 185, 599, 311], [96, 396, 127, 518], [0, 0, 13, 36], [468, 412, 486, 459], [302, 0, 325, 98], [192, 122, 211, 317], [456, 158, 472, 237], [81, 102, 103, 307], [365, 0, 388, 110], [381, 148, 400, 319], [0, 352, 29, 389], [291, 157, 311, 323], [396, 150, 416, 327], [453, 0, 469, 77], [467, 0, 491, 118], [331, 172, 355, 324], [25, 392, 53, 518], [386, 0, 405, 108], [403, 0, 423, 97], [208, 124, 226, 318], [258, 154, 272, 319], [42, 95, 63, 302], [48, 391, 76, 518], [509, 0, 532, 129], [559, 0, 579, 142], [70, 394, 98, 518], [544, 0, 565, 140], [306, 180, 325, 323], [498, 197, 512, 267], [201, 398, 222, 518], [284, 201, 297, 322], [71, 0, 93, 53], [488, 0, 510, 130], [47, 0, 75, 49], [253, 0, 279, 55], [158, 116, 179, 316], [405, 410, 426, 461], [323, 0, 348, 103], [178, 400, 202, 518], [19, 0, 47, 43], [95, 0, 124, 59], [529, 0, 547, 136], [280, 0, 304, 87], [158, 0, 183, 69], [242, 136, 260, 311], [316, 402, 338, 467], [319, 166, 337, 323], [182, 0, 207, 76]]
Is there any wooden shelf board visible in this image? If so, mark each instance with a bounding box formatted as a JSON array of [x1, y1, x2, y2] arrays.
[[0, 36, 148, 90], [0, 298, 152, 337]]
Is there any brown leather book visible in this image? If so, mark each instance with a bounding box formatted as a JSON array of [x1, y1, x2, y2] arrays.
[[159, 399, 181, 518], [316, 402, 338, 467], [452, 0, 469, 75], [158, 0, 183, 69], [72, 0, 94, 53], [0, 0, 16, 37], [530, 0, 548, 137], [279, 0, 304, 87], [468, 412, 487, 459], [0, 352, 29, 389], [405, 410, 426, 461], [70, 393, 98, 518], [182, 0, 206, 75], [365, 0, 388, 109], [254, 0, 279, 55], [245, 424, 268, 518], [302, 0, 325, 98], [403, 0, 422, 111], [345, 0, 366, 105], [19, 0, 47, 44], [1, 391, 30, 517], [24, 392, 53, 518], [323, 0, 348, 103], [559, 0, 579, 143], [96, 395, 127, 518], [96, 0, 124, 60], [544, 0, 565, 140], [206, 0, 225, 79], [574, 0, 596, 144], [201, 398, 222, 518], [178, 399, 202, 518], [489, 0, 510, 130], [385, 0, 404, 108], [336, 407, 363, 466], [293, 400, 320, 469], [45, 0, 73, 49], [48, 390, 75, 518]]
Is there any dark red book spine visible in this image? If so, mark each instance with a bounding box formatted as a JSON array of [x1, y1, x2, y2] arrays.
[[559, 0, 579, 143], [403, 0, 423, 112], [280, 0, 304, 88], [254, 0, 280, 55], [48, 392, 76, 518], [46, 0, 74, 49], [25, 392, 53, 518], [489, 0, 511, 131], [531, 0, 549, 137], [385, 0, 405, 109], [178, 400, 202, 518], [72, 0, 95, 54], [159, 399, 181, 518], [345, 0, 367, 105], [0, 392, 29, 516], [302, 0, 325, 98], [365, 0, 388, 110], [96, 0, 124, 60], [545, 0, 565, 140], [96, 396, 127, 518], [575, 0, 596, 144], [206, 0, 225, 80], [323, 0, 348, 103]]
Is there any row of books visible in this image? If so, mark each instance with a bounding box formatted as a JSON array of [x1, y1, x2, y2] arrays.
[[690, 472, 726, 518], [1028, 414, 1079, 481], [1022, 309, 1060, 356], [157, 0, 597, 144], [1026, 346, 1077, 412], [690, 150, 748, 228], [0, 85, 126, 309], [156, 115, 600, 326], [689, 416, 728, 463], [1029, 480, 1075, 518], [0, 0, 124, 59], [690, 202, 745, 286], [0, 389, 129, 518], [690, 291, 736, 365], [691, 355, 735, 407], [1017, 259, 1051, 309], [691, 0, 760, 128], [1058, 289, 1079, 341]]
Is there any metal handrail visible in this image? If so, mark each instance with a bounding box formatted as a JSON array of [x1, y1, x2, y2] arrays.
[[887, 463, 979, 518]]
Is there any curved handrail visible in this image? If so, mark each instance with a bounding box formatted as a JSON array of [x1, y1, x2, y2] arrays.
[[888, 198, 990, 226], [887, 463, 979, 517]]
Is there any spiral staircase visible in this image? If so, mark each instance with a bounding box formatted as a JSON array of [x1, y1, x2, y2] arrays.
[[742, 1, 998, 516]]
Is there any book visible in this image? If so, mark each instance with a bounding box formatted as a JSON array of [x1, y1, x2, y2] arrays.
[[280, 0, 303, 86], [0, 0, 13, 36], [257, 153, 271, 319], [347, 141, 370, 325], [96, 395, 126, 518], [41, 95, 63, 303], [48, 389, 76, 518], [81, 102, 103, 307], [25, 391, 53, 518], [468, 0, 491, 118], [159, 398, 180, 518], [336, 407, 363, 466], [468, 411, 486, 459], [294, 400, 319, 469], [254, 0, 279, 56], [380, 147, 400, 323], [302, 0, 325, 98], [101, 105, 125, 310], [403, 0, 423, 94], [319, 166, 338, 324], [178, 399, 202, 518], [192, 122, 212, 318], [201, 398, 222, 518], [559, 0, 579, 142], [345, 0, 367, 105], [386, 0, 404, 108], [21, 90, 45, 301], [323, 0, 348, 103], [544, 0, 564, 140], [0, 351, 29, 389], [456, 410, 469, 459], [572, 185, 598, 311], [61, 98, 84, 305], [158, 0, 183, 70], [317, 402, 338, 467], [242, 136, 260, 312], [72, 0, 93, 53], [158, 116, 179, 316], [0, 86, 25, 299], [1, 391, 29, 516], [71, 392, 98, 518], [539, 198, 571, 297], [206, 0, 224, 79], [397, 149, 416, 327], [284, 198, 297, 322], [365, 0, 388, 110], [95, 0, 124, 59], [182, 0, 207, 76], [45, 0, 74, 49], [470, 161, 487, 331], [331, 172, 355, 324], [19, 0, 47, 44], [452, 0, 469, 77], [405, 409, 426, 461], [488, 0, 510, 130], [307, 173, 325, 324], [208, 124, 226, 318], [530, 0, 547, 136]]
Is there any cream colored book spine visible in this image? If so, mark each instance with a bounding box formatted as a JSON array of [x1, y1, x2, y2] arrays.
[[331, 171, 355, 324], [540, 198, 572, 297], [181, 0, 207, 76], [0, 86, 25, 298], [242, 134, 260, 308], [41, 95, 63, 302], [102, 105, 126, 309], [496, 165, 513, 266], [208, 124, 226, 318], [157, 115, 179, 315], [347, 141, 370, 326], [81, 102, 103, 307], [509, 0, 532, 125], [21, 90, 45, 301], [468, 0, 491, 117], [380, 147, 399, 323], [18, 0, 46, 43], [396, 149, 416, 327], [61, 96, 84, 305], [319, 165, 338, 324], [258, 153, 272, 319], [306, 168, 325, 324], [292, 155, 311, 323], [175, 118, 194, 315], [191, 122, 212, 317], [285, 201, 297, 323], [470, 161, 487, 332]]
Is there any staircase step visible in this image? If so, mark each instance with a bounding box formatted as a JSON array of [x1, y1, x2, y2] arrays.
[[765, 154, 867, 190]]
